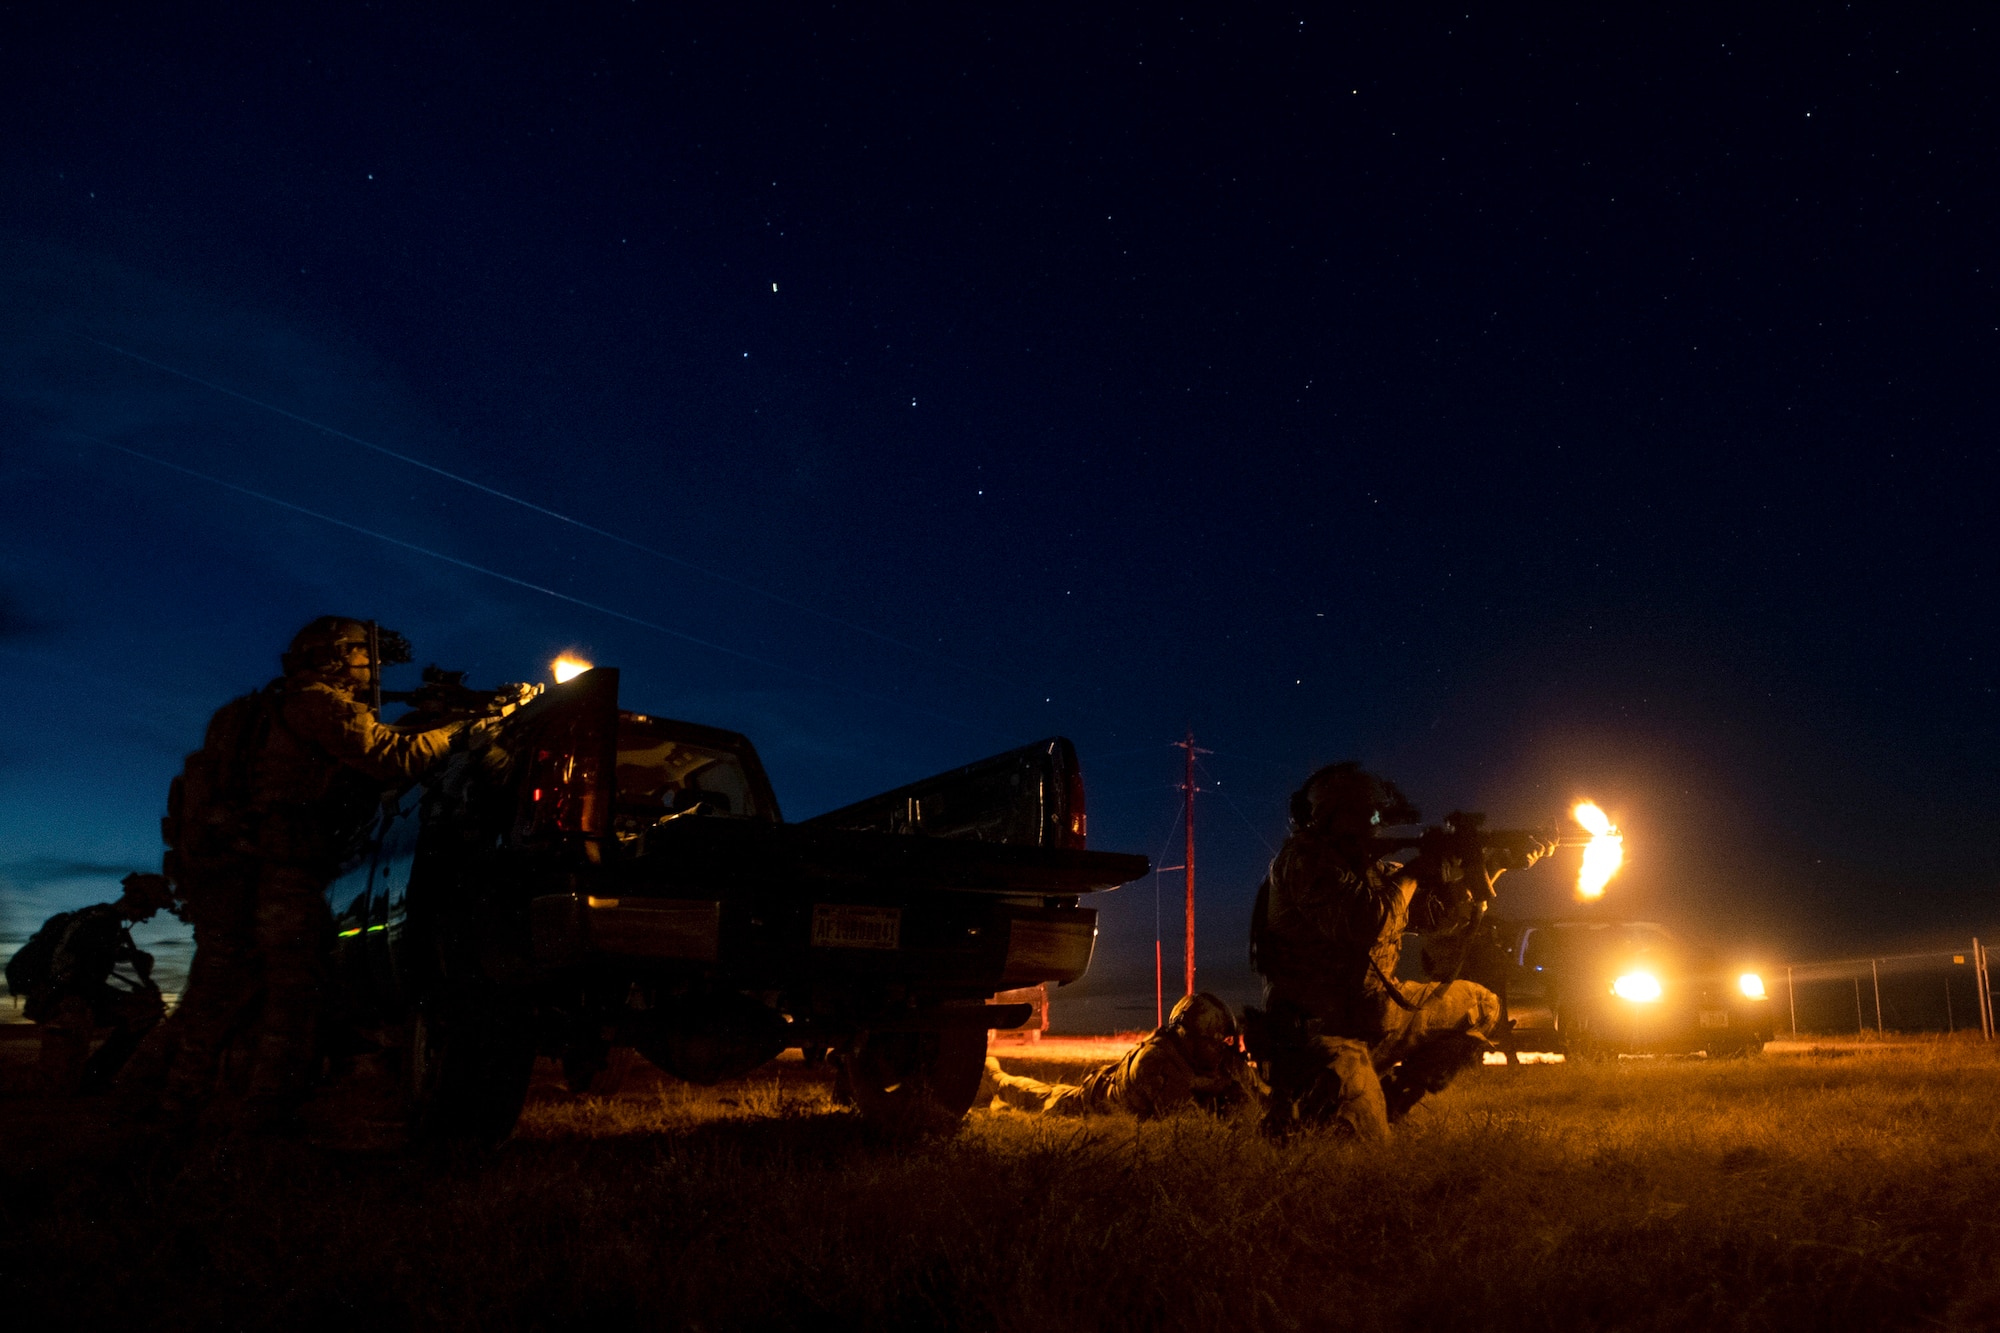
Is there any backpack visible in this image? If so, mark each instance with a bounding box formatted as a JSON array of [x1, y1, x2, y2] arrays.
[[161, 684, 281, 882], [5, 910, 72, 1013]]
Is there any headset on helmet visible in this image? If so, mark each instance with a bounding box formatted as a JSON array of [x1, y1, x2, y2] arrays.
[[1290, 762, 1421, 830]]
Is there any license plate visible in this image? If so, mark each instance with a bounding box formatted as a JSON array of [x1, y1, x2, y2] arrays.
[[1698, 1009, 1730, 1029], [811, 904, 901, 951]]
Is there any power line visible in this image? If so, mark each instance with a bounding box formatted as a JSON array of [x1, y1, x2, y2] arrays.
[[1195, 755, 1281, 859], [75, 433, 995, 733], [79, 334, 1032, 692]]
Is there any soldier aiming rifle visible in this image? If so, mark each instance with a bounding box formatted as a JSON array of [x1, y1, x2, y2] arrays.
[[981, 992, 1262, 1119], [145, 617, 531, 1128], [1245, 764, 1557, 1140]]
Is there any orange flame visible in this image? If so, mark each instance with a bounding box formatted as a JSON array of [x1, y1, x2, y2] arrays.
[[551, 655, 593, 684], [1572, 801, 1624, 900]]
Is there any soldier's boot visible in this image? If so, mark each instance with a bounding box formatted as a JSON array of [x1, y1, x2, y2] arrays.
[[1382, 1029, 1495, 1123], [980, 1056, 1070, 1113], [974, 1056, 1003, 1108]]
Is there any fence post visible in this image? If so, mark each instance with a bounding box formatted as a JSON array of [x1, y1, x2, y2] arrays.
[[1979, 939, 1996, 1041], [1946, 976, 1954, 1034], [1787, 965, 1797, 1037], [1872, 959, 1884, 1035], [1974, 939, 1991, 1040], [1853, 976, 1864, 1036], [1976, 940, 1988, 1040]]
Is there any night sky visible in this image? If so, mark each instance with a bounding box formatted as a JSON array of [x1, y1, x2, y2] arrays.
[[3, 5, 1995, 1016]]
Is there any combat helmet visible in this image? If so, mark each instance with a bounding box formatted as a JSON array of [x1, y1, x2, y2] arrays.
[[117, 872, 176, 920], [281, 616, 411, 677], [1167, 991, 1236, 1044], [1290, 761, 1420, 831]]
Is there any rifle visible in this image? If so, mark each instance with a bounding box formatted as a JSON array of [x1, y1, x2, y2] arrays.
[[1389, 812, 1554, 912], [382, 665, 542, 725], [1373, 812, 1556, 979]]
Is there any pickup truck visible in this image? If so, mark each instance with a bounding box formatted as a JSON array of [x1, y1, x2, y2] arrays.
[[324, 667, 1148, 1140], [1466, 918, 1775, 1061]]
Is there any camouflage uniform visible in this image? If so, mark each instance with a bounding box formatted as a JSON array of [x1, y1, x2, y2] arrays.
[[158, 630, 460, 1118], [16, 898, 166, 1094], [1257, 821, 1499, 1139], [985, 995, 1259, 1119], [240, 673, 457, 1107], [145, 851, 258, 1110]]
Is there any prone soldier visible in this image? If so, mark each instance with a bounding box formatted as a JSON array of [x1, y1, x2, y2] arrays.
[[981, 992, 1261, 1119], [5, 873, 174, 1094], [1247, 763, 1553, 1139]]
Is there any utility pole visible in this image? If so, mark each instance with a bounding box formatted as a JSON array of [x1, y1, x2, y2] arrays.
[[1168, 728, 1208, 996]]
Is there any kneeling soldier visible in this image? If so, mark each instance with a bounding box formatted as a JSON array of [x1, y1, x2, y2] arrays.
[[1249, 763, 1552, 1139], [5, 873, 174, 1094]]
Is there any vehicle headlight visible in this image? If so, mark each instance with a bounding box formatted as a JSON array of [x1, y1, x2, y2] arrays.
[[1738, 972, 1766, 1000], [1612, 971, 1663, 1002]]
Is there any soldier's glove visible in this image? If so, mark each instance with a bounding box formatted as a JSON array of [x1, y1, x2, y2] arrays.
[[453, 716, 504, 751], [1493, 832, 1561, 873], [493, 682, 541, 718]]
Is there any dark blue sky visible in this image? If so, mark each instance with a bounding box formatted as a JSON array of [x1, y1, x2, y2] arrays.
[[3, 4, 1995, 1005]]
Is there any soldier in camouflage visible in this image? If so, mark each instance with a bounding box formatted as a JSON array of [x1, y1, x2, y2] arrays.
[[1251, 763, 1552, 1139], [6, 873, 173, 1095], [154, 616, 474, 1126], [982, 992, 1260, 1119]]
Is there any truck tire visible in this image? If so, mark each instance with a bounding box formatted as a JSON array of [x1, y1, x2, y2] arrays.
[[1558, 1013, 1611, 1064], [564, 1044, 638, 1097], [841, 1028, 986, 1133], [406, 989, 535, 1145]]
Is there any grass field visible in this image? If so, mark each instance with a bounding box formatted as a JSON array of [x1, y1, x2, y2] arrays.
[[4, 1033, 1999, 1331]]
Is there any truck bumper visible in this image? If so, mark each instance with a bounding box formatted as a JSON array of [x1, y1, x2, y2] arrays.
[[529, 891, 1096, 991]]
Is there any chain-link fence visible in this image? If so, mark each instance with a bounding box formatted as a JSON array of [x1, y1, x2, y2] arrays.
[[1779, 940, 1996, 1037]]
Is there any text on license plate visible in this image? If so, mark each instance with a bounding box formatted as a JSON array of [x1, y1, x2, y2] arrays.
[[1698, 1009, 1730, 1029], [811, 904, 902, 951]]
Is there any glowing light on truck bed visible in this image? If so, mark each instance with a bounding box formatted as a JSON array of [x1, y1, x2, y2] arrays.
[[551, 655, 593, 684], [1572, 801, 1624, 899]]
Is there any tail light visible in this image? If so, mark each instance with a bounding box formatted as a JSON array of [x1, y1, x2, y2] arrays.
[[1061, 758, 1088, 850]]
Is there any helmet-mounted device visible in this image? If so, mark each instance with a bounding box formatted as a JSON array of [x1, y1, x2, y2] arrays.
[[282, 616, 411, 708]]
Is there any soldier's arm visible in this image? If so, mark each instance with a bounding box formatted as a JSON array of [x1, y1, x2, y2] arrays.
[[1120, 1042, 1196, 1119], [283, 683, 459, 782], [115, 930, 156, 981]]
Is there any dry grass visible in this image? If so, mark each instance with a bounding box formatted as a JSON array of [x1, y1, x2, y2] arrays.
[[5, 1035, 2000, 1331]]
